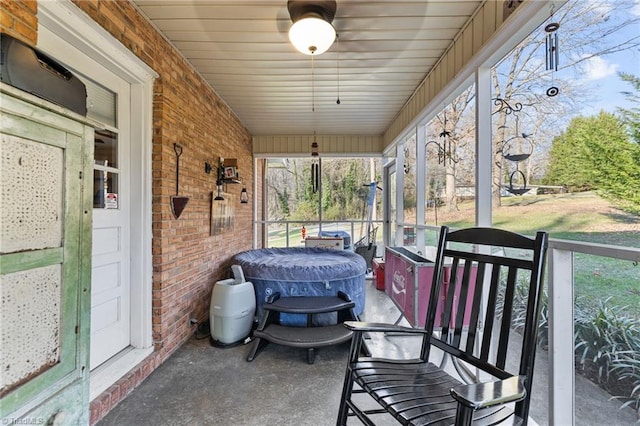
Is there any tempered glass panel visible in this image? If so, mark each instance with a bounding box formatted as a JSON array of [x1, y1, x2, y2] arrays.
[[93, 170, 119, 209], [81, 76, 117, 127], [94, 129, 118, 168]]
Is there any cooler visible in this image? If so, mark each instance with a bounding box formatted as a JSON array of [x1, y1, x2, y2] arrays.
[[372, 259, 385, 290]]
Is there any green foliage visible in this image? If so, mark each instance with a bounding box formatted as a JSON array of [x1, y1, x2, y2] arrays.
[[507, 277, 550, 350], [507, 284, 640, 416], [276, 188, 290, 218], [266, 158, 381, 222], [544, 112, 640, 214], [574, 298, 640, 416], [610, 350, 640, 416], [617, 72, 640, 145]]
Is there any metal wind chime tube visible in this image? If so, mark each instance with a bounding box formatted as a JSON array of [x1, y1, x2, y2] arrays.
[[545, 5, 560, 97], [545, 25, 559, 71], [311, 137, 319, 194]]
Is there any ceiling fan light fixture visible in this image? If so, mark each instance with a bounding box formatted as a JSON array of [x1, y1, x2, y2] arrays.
[[289, 15, 336, 55], [287, 0, 337, 55]]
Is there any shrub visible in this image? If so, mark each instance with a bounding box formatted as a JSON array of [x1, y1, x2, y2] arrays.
[[508, 278, 549, 350], [574, 298, 640, 417], [508, 284, 640, 417], [610, 353, 640, 418]]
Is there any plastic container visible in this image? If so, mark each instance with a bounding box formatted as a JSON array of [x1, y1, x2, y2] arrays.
[[210, 278, 256, 345], [319, 230, 351, 250]]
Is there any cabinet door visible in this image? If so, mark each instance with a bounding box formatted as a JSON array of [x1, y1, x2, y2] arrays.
[[0, 86, 93, 423]]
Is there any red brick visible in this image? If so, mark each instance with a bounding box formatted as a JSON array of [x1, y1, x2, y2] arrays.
[[18, 0, 256, 421]]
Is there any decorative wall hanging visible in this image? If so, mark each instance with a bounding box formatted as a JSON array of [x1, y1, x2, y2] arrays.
[[207, 157, 245, 202], [211, 192, 234, 235], [170, 143, 189, 219]]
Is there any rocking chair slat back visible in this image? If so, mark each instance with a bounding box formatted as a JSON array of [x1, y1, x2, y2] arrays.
[[337, 226, 548, 425]]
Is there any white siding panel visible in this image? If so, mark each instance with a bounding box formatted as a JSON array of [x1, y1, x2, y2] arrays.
[[253, 135, 383, 155], [455, 38, 463, 76], [483, 1, 498, 43], [383, 0, 512, 147], [473, 10, 484, 53], [463, 26, 473, 65]]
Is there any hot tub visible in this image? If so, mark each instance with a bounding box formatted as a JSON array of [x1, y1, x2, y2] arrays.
[[232, 247, 366, 325]]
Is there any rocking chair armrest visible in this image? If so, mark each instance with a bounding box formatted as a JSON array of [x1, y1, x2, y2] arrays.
[[450, 375, 526, 410], [343, 321, 429, 335]]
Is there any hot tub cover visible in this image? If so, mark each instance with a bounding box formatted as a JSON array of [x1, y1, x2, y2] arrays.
[[233, 247, 366, 325]]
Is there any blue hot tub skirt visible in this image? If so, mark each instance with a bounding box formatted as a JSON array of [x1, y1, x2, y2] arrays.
[[233, 247, 366, 326]]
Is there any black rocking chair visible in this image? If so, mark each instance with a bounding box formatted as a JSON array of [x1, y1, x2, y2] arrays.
[[336, 226, 548, 425]]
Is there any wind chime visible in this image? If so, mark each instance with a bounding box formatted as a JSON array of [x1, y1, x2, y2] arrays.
[[311, 135, 319, 194], [545, 6, 560, 97], [424, 110, 458, 166], [310, 52, 320, 194]]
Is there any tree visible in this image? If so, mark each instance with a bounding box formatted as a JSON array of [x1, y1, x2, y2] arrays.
[[266, 157, 381, 223], [491, 0, 640, 205], [545, 111, 640, 213], [424, 86, 476, 214], [617, 72, 640, 144]]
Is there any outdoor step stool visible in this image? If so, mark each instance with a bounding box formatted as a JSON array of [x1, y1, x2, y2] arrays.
[[246, 291, 364, 364]]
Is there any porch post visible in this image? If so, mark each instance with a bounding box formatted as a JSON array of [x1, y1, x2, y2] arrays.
[[416, 124, 426, 250], [475, 66, 492, 227], [396, 141, 405, 246], [548, 245, 576, 425]]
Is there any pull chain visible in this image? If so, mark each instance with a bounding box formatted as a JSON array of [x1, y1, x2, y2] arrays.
[[312, 54, 315, 112], [336, 34, 341, 105]]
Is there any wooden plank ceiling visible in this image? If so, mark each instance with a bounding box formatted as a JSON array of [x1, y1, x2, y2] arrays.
[[132, 0, 483, 137]]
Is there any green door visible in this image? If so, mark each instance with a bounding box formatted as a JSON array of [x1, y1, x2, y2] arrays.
[[0, 84, 93, 424]]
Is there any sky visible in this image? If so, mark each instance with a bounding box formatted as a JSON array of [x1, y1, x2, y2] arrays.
[[574, 0, 640, 116]]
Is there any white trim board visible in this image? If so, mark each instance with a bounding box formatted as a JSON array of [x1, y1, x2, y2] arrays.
[[37, 0, 157, 400]]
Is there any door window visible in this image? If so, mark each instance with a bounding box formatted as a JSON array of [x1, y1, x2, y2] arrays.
[[80, 77, 120, 209]]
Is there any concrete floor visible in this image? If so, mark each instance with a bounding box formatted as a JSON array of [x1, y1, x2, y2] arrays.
[[99, 280, 638, 426]]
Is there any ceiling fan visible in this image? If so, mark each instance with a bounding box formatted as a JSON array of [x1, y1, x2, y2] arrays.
[[287, 0, 337, 55]]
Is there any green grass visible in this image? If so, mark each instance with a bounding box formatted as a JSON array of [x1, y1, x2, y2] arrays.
[[270, 192, 640, 316], [437, 192, 640, 316], [573, 254, 639, 315], [267, 225, 319, 248]]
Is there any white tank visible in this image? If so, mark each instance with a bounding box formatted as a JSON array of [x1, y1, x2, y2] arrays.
[[210, 277, 256, 345]]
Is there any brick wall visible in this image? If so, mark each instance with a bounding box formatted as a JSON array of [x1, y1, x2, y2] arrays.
[[1, 1, 254, 424], [0, 0, 37, 45]]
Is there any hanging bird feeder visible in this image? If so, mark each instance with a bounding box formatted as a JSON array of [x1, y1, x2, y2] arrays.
[[506, 169, 531, 196]]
